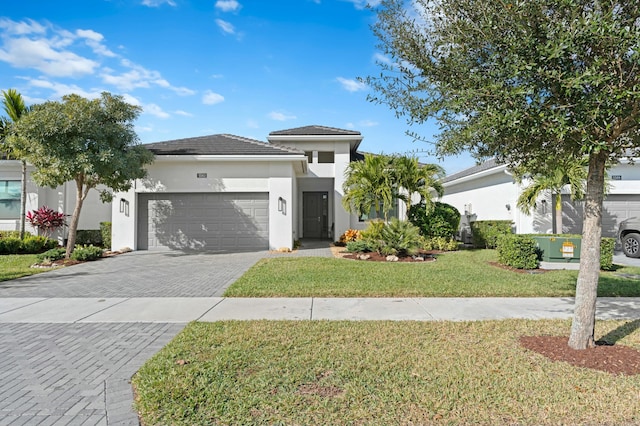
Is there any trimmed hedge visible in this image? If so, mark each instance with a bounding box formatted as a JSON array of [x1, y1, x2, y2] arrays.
[[600, 237, 615, 271], [496, 234, 539, 270], [100, 222, 112, 249], [471, 220, 513, 249], [0, 230, 31, 239], [408, 202, 461, 238], [76, 229, 103, 247], [0, 235, 57, 254], [36, 247, 66, 263], [71, 245, 104, 261]]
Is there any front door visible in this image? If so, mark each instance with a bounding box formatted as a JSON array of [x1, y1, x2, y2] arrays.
[[303, 192, 328, 238]]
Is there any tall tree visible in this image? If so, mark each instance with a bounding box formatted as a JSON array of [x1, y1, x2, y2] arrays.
[[391, 155, 444, 214], [7, 92, 154, 257], [1, 89, 30, 239], [516, 158, 587, 233], [365, 0, 640, 349], [343, 154, 395, 221]]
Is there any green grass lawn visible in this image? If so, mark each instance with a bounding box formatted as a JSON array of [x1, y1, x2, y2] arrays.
[[0, 254, 52, 282], [133, 319, 640, 425], [224, 250, 640, 297]]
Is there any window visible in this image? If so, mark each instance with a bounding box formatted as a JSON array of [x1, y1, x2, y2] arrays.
[[317, 151, 335, 163], [358, 200, 399, 222], [0, 180, 20, 219], [304, 151, 313, 163]]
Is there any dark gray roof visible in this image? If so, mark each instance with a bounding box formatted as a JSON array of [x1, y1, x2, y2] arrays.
[[144, 134, 303, 156], [269, 125, 361, 136], [443, 158, 502, 183]]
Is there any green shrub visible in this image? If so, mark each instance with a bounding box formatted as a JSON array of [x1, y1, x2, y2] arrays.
[[100, 222, 112, 249], [422, 236, 460, 251], [0, 230, 30, 239], [409, 202, 461, 238], [600, 237, 615, 271], [497, 234, 539, 270], [0, 237, 22, 254], [71, 245, 104, 261], [75, 230, 103, 246], [471, 220, 513, 249], [379, 218, 421, 256], [346, 240, 374, 253], [36, 247, 66, 263], [360, 220, 385, 242], [20, 236, 57, 254]]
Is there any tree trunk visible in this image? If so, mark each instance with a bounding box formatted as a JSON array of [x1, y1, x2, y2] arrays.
[[554, 192, 563, 234], [19, 160, 26, 239], [568, 151, 607, 350], [65, 182, 85, 258]]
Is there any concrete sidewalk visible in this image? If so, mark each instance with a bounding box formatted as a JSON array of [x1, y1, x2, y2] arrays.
[[1, 296, 639, 323]]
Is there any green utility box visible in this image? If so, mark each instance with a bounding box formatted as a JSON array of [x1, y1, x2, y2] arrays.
[[532, 236, 581, 263]]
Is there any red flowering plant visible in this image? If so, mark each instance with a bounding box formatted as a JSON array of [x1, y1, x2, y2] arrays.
[[25, 206, 66, 237]]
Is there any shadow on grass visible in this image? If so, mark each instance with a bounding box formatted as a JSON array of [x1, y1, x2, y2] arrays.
[[597, 319, 640, 345], [598, 273, 640, 297]]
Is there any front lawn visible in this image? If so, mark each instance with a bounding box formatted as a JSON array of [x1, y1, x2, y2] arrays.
[[133, 319, 640, 425], [224, 250, 640, 297], [0, 254, 51, 282]]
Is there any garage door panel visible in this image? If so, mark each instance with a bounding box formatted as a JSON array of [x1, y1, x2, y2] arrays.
[[562, 194, 640, 237], [138, 193, 269, 251]]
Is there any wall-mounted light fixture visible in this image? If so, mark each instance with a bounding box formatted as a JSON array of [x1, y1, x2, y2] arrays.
[[505, 203, 511, 211], [277, 197, 286, 215], [540, 199, 547, 214], [119, 198, 130, 217]]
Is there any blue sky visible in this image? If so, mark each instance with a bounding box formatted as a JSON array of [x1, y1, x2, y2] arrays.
[[0, 0, 475, 174]]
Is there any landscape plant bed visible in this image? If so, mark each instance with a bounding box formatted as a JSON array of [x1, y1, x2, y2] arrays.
[[342, 250, 438, 262], [133, 319, 640, 425]]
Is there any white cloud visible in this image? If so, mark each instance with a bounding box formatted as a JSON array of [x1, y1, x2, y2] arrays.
[[215, 19, 235, 35], [76, 29, 117, 57], [358, 119, 379, 127], [171, 86, 196, 96], [0, 37, 99, 77], [27, 78, 102, 99], [268, 111, 297, 121], [215, 0, 241, 12], [141, 0, 177, 7], [246, 119, 259, 128], [144, 103, 171, 119], [203, 90, 225, 105], [343, 0, 381, 9], [121, 93, 142, 106], [373, 52, 392, 65], [336, 77, 366, 92], [0, 18, 46, 36], [101, 59, 195, 95], [175, 110, 193, 117]]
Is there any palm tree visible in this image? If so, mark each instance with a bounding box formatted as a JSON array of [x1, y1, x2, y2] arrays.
[[1, 89, 30, 239], [342, 154, 395, 220], [391, 155, 445, 214], [516, 158, 587, 234]]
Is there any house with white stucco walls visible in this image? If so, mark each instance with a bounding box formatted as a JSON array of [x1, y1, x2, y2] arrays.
[[440, 159, 640, 241]]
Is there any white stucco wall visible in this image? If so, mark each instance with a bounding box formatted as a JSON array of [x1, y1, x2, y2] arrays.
[[112, 157, 299, 251], [0, 160, 111, 236]]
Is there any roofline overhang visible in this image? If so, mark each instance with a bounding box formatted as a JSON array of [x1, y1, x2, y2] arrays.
[[267, 134, 363, 151], [151, 154, 306, 162], [443, 164, 508, 187]]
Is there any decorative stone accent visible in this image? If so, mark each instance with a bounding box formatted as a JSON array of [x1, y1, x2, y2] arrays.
[[385, 255, 399, 262], [357, 254, 371, 260]]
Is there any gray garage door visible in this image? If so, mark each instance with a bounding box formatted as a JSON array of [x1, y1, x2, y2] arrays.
[[562, 194, 640, 237], [138, 193, 269, 251]]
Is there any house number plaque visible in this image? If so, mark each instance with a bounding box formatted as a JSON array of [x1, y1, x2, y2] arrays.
[[197, 173, 207, 178]]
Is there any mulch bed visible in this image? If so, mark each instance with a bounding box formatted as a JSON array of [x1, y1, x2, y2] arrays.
[[520, 336, 640, 375], [342, 250, 440, 263]]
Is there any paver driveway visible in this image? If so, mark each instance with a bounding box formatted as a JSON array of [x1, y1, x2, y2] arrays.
[[0, 250, 265, 297], [0, 250, 265, 425]]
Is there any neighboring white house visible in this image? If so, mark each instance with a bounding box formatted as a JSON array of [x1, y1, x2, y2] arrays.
[[0, 160, 111, 238], [441, 158, 640, 239], [110, 125, 376, 252]]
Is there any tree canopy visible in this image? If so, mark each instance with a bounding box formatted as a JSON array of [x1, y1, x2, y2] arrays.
[[366, 0, 640, 349], [7, 92, 154, 256]]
